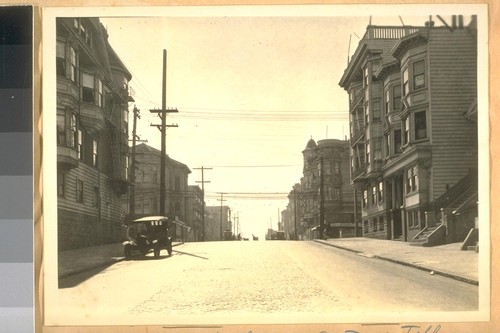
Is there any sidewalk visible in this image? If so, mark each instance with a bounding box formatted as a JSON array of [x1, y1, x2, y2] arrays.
[[314, 237, 479, 285], [58, 242, 183, 279]]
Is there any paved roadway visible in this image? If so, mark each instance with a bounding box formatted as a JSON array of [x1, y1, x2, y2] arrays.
[[55, 240, 478, 325]]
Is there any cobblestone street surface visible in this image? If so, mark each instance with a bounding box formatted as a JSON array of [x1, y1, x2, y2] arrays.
[[52, 240, 479, 326], [130, 242, 346, 316]]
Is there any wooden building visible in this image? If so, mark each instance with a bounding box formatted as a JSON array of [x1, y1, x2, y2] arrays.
[[56, 18, 133, 250], [339, 16, 478, 246]]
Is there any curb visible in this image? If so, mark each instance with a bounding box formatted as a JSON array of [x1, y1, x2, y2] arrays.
[[314, 239, 479, 286], [59, 242, 185, 280]]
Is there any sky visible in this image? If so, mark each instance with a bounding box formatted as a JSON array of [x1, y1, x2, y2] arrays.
[[94, 6, 476, 240]]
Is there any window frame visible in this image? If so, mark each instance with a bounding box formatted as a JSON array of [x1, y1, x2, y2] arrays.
[[414, 110, 428, 140], [413, 59, 426, 90], [81, 72, 95, 104], [402, 67, 409, 96]]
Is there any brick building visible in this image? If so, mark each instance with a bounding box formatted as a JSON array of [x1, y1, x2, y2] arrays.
[[283, 138, 357, 240]]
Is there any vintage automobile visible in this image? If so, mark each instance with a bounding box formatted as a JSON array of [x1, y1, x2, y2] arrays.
[[123, 216, 190, 259]]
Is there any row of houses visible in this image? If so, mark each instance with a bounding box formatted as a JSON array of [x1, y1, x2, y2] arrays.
[[56, 17, 231, 250], [282, 15, 479, 248]]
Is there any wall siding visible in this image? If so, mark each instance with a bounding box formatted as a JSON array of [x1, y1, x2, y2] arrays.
[[429, 28, 477, 201]]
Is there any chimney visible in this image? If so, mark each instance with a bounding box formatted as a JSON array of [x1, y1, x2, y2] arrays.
[[452, 15, 457, 29], [458, 15, 464, 29]]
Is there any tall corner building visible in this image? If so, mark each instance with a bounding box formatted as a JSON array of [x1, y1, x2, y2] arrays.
[[56, 18, 133, 250]]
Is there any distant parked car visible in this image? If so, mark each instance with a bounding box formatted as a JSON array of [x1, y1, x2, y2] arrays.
[[276, 231, 286, 240]]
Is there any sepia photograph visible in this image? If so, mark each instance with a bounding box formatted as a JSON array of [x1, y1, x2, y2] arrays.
[[41, 4, 489, 329]]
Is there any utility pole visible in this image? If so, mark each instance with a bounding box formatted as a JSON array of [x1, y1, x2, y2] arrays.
[[129, 106, 147, 217], [218, 192, 227, 240], [149, 49, 178, 216], [194, 166, 212, 241]]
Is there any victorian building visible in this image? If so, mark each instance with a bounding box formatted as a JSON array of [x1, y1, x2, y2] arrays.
[[339, 16, 478, 246], [283, 138, 357, 240], [127, 143, 192, 241], [56, 18, 133, 250]]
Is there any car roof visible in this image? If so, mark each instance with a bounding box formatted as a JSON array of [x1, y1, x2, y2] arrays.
[[132, 216, 169, 223]]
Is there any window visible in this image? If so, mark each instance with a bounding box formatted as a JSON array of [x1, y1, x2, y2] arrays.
[[174, 201, 181, 213], [402, 67, 409, 96], [408, 210, 419, 228], [406, 165, 419, 193], [92, 186, 99, 208], [378, 181, 384, 202], [57, 172, 65, 197], [372, 185, 377, 205], [124, 155, 129, 180], [379, 216, 385, 231], [364, 103, 370, 124], [92, 139, 98, 167], [394, 129, 402, 154], [77, 129, 83, 160], [97, 79, 104, 107], [82, 73, 95, 103], [69, 47, 77, 83], [56, 41, 66, 76], [384, 133, 390, 158], [385, 89, 390, 114], [363, 67, 369, 87], [76, 179, 83, 203], [57, 114, 65, 145], [363, 220, 369, 233], [393, 85, 401, 112], [366, 140, 370, 165], [333, 161, 340, 174], [413, 60, 425, 89], [373, 98, 381, 121], [403, 118, 410, 145], [333, 188, 340, 200], [70, 114, 77, 148], [414, 111, 427, 140], [362, 190, 368, 208], [75, 19, 92, 47]]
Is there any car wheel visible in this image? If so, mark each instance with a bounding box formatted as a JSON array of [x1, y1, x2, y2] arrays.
[[124, 245, 132, 259]]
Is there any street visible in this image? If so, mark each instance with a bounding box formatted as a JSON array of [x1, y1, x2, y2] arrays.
[[55, 240, 478, 325]]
